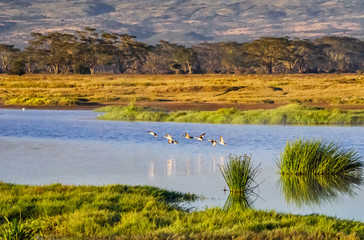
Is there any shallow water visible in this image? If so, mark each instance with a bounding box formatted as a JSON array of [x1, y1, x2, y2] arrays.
[[0, 109, 363, 221]]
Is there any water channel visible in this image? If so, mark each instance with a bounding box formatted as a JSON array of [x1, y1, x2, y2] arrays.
[[0, 109, 363, 221]]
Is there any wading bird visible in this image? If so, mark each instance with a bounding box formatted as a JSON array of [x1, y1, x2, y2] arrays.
[[195, 133, 206, 141], [182, 132, 193, 139], [147, 131, 158, 137], [208, 139, 217, 147], [218, 136, 227, 145]]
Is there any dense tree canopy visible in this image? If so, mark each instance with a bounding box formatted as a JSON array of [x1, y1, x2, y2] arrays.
[[0, 29, 363, 75]]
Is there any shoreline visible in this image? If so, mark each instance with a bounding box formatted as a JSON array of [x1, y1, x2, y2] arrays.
[[1, 101, 364, 111]]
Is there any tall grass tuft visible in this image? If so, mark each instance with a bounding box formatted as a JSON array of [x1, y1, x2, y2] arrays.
[[219, 154, 261, 194], [0, 217, 43, 240], [278, 139, 363, 176]]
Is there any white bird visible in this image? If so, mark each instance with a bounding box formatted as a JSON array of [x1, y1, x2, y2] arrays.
[[182, 132, 193, 139], [147, 131, 158, 138], [195, 133, 206, 141], [218, 136, 227, 145], [208, 139, 217, 147], [22, 108, 25, 111]]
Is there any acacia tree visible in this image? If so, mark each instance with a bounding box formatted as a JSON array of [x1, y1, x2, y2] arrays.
[[114, 34, 149, 73], [219, 42, 251, 74], [193, 42, 222, 73], [286, 40, 317, 73], [244, 37, 292, 74], [75, 28, 111, 74], [315, 36, 364, 73], [0, 44, 20, 72], [28, 32, 77, 74]]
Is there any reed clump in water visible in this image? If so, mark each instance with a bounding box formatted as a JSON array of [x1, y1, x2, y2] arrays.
[[277, 139, 363, 176], [219, 154, 261, 194]]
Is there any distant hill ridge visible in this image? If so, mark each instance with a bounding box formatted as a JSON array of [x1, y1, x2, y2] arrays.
[[0, 0, 363, 47]]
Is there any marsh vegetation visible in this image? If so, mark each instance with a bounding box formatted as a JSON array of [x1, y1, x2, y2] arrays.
[[277, 139, 363, 176], [1, 182, 364, 239], [96, 103, 364, 125]]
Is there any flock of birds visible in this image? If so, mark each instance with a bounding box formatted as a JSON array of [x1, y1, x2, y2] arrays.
[[147, 131, 227, 147]]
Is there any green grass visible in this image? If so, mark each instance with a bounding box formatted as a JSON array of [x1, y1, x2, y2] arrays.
[[96, 103, 364, 125], [279, 175, 362, 208], [219, 154, 260, 194], [0, 217, 43, 240], [277, 139, 363, 176], [1, 182, 364, 239]]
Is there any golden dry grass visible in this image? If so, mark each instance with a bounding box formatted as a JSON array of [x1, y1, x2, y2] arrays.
[[0, 73, 363, 107]]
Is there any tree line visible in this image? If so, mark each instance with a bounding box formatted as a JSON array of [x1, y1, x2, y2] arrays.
[[1, 28, 363, 75]]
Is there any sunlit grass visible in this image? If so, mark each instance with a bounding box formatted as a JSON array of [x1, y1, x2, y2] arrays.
[[0, 217, 43, 240], [96, 103, 364, 125], [1, 74, 364, 106], [1, 182, 364, 239], [277, 139, 363, 176]]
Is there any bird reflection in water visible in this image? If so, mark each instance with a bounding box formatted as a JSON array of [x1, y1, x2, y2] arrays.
[[148, 162, 155, 178], [148, 155, 227, 177]]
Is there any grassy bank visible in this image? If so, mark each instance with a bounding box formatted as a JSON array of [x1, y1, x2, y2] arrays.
[[96, 103, 364, 125], [1, 182, 364, 239], [1, 74, 364, 108]]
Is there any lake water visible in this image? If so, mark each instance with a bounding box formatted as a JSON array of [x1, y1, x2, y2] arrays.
[[0, 109, 363, 221]]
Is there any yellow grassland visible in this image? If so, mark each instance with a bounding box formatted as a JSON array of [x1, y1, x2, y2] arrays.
[[0, 74, 363, 108]]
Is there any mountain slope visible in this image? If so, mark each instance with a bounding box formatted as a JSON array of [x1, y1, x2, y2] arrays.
[[0, 0, 363, 47]]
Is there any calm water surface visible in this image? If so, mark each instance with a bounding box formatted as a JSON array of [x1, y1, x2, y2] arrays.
[[0, 109, 363, 221]]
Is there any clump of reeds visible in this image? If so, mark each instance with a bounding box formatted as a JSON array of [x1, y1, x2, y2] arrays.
[[219, 154, 260, 194], [277, 139, 363, 176], [0, 217, 43, 240]]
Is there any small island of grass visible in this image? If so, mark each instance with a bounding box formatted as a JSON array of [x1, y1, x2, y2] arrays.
[[95, 103, 364, 125]]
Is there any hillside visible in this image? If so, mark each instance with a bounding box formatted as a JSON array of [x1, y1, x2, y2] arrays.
[[0, 0, 363, 48]]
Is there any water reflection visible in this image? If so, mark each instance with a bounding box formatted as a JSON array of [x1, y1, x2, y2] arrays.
[[223, 193, 253, 210], [148, 155, 226, 177], [279, 175, 362, 208]]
